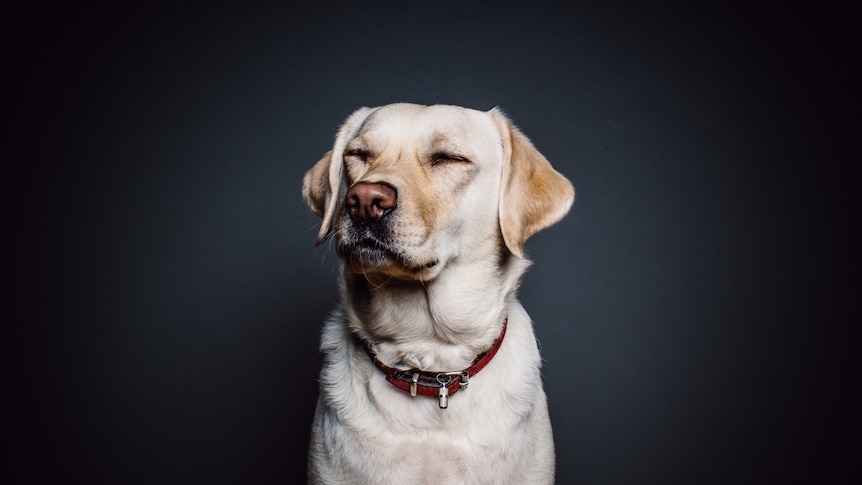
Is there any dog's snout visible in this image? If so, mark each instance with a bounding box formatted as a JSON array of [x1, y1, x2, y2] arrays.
[[346, 181, 397, 223]]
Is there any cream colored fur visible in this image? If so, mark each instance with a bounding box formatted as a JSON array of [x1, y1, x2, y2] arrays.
[[303, 103, 574, 484]]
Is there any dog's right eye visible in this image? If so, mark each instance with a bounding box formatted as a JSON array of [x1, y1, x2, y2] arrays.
[[344, 149, 371, 162]]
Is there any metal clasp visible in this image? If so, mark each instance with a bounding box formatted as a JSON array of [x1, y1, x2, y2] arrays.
[[438, 384, 449, 408], [458, 371, 469, 390], [435, 372, 470, 409], [435, 373, 451, 409], [410, 372, 420, 397], [439, 371, 470, 390]]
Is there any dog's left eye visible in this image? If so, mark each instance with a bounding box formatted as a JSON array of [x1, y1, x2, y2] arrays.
[[430, 152, 470, 166]]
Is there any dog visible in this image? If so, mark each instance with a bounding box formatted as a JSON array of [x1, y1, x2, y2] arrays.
[[303, 103, 574, 484]]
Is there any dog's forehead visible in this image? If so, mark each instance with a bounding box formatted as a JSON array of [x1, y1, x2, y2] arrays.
[[357, 104, 499, 149]]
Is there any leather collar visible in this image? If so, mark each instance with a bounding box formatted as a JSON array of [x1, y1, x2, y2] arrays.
[[354, 318, 507, 409]]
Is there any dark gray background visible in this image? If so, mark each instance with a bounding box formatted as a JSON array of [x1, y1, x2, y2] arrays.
[[10, 2, 853, 484]]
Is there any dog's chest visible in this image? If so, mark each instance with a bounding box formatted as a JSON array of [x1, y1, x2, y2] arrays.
[[333, 416, 522, 484]]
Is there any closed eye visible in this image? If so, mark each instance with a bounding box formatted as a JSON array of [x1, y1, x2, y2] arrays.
[[430, 152, 471, 166], [344, 148, 372, 162]]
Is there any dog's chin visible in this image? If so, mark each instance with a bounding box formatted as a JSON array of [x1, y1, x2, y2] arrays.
[[337, 243, 441, 281]]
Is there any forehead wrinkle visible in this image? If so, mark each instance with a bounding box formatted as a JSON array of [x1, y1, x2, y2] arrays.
[[427, 128, 469, 155], [429, 130, 451, 148], [345, 135, 371, 151], [354, 116, 411, 151]]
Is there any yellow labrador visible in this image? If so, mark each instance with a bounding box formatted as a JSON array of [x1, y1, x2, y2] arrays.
[[303, 103, 574, 484]]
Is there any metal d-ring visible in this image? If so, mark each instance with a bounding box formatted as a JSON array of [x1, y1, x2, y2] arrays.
[[437, 371, 470, 390]]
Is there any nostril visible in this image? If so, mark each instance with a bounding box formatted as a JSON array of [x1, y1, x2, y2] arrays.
[[345, 181, 397, 222]]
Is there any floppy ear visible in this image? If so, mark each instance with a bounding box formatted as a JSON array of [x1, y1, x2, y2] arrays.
[[491, 108, 575, 257], [302, 107, 377, 245], [302, 150, 333, 219]]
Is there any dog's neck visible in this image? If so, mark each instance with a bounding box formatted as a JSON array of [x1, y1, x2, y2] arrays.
[[340, 252, 530, 371]]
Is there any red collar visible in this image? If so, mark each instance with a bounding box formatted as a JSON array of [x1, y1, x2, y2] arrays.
[[354, 318, 507, 409]]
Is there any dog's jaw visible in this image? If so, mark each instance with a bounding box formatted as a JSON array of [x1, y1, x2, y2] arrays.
[[335, 235, 443, 282], [340, 249, 528, 372]]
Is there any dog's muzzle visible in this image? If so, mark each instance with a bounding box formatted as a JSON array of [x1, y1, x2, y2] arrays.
[[338, 181, 440, 277], [337, 181, 400, 265]]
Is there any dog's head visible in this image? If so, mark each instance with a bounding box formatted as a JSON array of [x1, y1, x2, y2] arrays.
[[303, 103, 574, 281]]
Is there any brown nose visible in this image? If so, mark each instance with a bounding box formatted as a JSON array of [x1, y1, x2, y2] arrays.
[[345, 181, 397, 223]]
